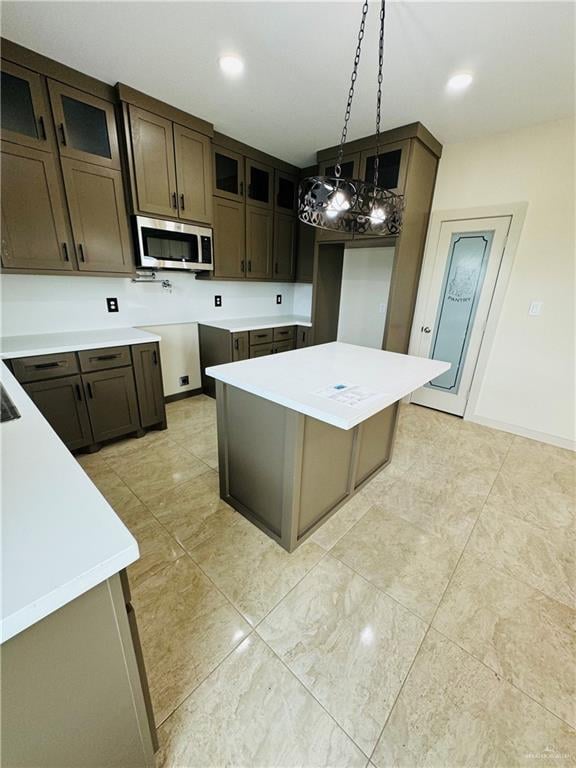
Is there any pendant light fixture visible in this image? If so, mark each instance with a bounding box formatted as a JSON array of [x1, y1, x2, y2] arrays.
[[298, 0, 403, 236]]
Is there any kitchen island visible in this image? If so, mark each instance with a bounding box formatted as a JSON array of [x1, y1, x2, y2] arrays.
[[206, 342, 449, 551]]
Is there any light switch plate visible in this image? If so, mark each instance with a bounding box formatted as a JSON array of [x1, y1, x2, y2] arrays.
[[529, 301, 543, 316]]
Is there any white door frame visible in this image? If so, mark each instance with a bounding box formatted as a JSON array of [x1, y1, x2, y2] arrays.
[[408, 202, 528, 421]]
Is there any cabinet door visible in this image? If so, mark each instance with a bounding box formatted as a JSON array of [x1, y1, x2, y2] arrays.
[[61, 158, 133, 274], [213, 197, 246, 278], [24, 375, 93, 450], [129, 105, 177, 218], [246, 158, 272, 209], [132, 342, 166, 428], [1, 61, 53, 150], [274, 170, 298, 214], [48, 81, 120, 169], [213, 145, 244, 202], [83, 367, 140, 443], [360, 140, 409, 193], [296, 326, 313, 348], [174, 124, 212, 224], [1, 142, 73, 271], [295, 221, 314, 283], [246, 205, 272, 279], [231, 332, 249, 361], [273, 213, 296, 281]]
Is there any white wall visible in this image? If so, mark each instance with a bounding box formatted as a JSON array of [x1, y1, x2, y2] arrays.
[[0, 273, 299, 395], [422, 116, 575, 448], [337, 247, 394, 349]]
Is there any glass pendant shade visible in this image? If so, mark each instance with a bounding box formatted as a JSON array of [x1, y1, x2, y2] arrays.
[[298, 175, 403, 236]]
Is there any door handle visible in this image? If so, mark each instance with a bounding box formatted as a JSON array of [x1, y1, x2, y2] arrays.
[[78, 243, 86, 262], [172, 192, 178, 210], [62, 243, 69, 262], [422, 326, 431, 334], [58, 122, 67, 146], [240, 260, 245, 273], [38, 116, 47, 140], [86, 382, 94, 399], [247, 260, 252, 272], [180, 194, 185, 211], [75, 384, 82, 401], [234, 338, 239, 350], [239, 181, 244, 197], [152, 349, 158, 366], [275, 262, 279, 274]]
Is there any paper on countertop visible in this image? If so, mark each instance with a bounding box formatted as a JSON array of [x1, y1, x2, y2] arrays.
[[314, 382, 380, 407]]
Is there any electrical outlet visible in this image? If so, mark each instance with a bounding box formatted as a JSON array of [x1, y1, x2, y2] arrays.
[[214, 295, 222, 307], [276, 294, 282, 305], [179, 375, 190, 386], [106, 297, 119, 313]]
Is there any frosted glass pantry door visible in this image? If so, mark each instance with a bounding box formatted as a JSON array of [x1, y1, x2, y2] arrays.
[[411, 216, 511, 416]]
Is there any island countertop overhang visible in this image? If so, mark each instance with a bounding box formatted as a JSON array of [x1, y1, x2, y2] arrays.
[[206, 342, 450, 430]]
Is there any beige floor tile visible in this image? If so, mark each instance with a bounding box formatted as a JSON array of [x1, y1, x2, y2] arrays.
[[170, 421, 220, 469], [468, 501, 575, 609], [189, 515, 324, 626], [373, 630, 576, 768], [156, 634, 366, 767], [97, 428, 175, 460], [258, 556, 427, 754], [362, 462, 408, 502], [331, 506, 460, 621], [166, 397, 216, 431], [310, 491, 375, 550], [121, 504, 185, 588], [133, 556, 250, 727], [76, 451, 112, 475], [112, 441, 212, 500], [144, 473, 241, 550], [434, 554, 576, 727], [431, 418, 513, 472], [499, 436, 576, 498], [83, 465, 142, 516]]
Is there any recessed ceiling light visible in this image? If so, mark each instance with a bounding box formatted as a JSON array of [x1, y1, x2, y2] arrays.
[[219, 55, 244, 77], [446, 72, 473, 92]]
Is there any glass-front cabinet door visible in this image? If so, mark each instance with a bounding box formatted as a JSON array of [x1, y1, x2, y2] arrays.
[[275, 170, 298, 214], [0, 61, 52, 150], [319, 152, 360, 179], [48, 81, 120, 169], [213, 146, 244, 202], [246, 159, 272, 209], [360, 140, 409, 193]]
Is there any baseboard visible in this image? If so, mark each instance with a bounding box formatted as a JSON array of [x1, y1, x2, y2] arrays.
[[467, 414, 575, 452], [164, 388, 203, 404]]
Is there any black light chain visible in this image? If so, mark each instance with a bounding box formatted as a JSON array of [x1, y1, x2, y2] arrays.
[[373, 0, 386, 189], [335, 0, 369, 178]]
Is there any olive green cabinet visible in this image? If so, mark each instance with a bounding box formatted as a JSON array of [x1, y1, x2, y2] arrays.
[[232, 332, 249, 362], [129, 105, 212, 224], [273, 213, 296, 281], [246, 205, 273, 279], [1, 141, 74, 271], [23, 374, 93, 451], [10, 343, 166, 451], [0, 60, 53, 150], [246, 158, 273, 209], [213, 145, 244, 202], [213, 197, 246, 278]]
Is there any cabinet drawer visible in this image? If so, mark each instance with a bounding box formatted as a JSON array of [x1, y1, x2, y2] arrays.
[[78, 346, 131, 372], [12, 353, 79, 383], [249, 342, 274, 358], [274, 340, 295, 354], [273, 326, 295, 341], [249, 329, 273, 345]]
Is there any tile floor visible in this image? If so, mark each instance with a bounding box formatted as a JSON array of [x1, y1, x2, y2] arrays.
[[77, 395, 576, 767]]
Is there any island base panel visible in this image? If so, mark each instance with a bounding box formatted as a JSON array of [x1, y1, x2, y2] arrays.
[[216, 382, 399, 551]]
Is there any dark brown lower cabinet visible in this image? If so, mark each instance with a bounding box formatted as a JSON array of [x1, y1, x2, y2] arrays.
[[23, 374, 92, 451], [132, 342, 166, 428], [83, 367, 140, 443], [273, 213, 296, 281], [232, 332, 249, 362], [296, 325, 313, 348], [246, 205, 273, 279]]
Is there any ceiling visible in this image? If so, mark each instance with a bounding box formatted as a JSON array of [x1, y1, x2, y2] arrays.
[[2, 1, 574, 166]]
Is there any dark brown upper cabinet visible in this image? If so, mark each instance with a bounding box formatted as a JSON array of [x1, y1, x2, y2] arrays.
[[129, 105, 177, 218], [213, 145, 244, 202], [213, 197, 246, 279], [275, 170, 298, 214], [246, 158, 273, 209], [1, 141, 74, 271], [0, 61, 53, 150], [273, 213, 296, 281], [48, 81, 120, 169], [173, 124, 212, 224], [246, 205, 273, 279], [360, 140, 409, 194], [61, 158, 132, 273], [319, 152, 361, 179]]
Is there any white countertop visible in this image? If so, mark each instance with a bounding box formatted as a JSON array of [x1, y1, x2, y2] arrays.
[[1, 364, 139, 643], [199, 315, 312, 332], [206, 342, 450, 430], [0, 327, 161, 359]]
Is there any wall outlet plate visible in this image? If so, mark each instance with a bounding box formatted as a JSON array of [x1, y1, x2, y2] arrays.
[[214, 295, 222, 307], [106, 297, 119, 313], [179, 375, 190, 386], [276, 294, 282, 305]]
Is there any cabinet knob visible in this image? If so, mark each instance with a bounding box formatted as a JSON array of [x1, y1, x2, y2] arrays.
[[422, 326, 431, 334]]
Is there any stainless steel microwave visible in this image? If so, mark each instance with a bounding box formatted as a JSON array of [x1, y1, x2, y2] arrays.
[[134, 216, 214, 272]]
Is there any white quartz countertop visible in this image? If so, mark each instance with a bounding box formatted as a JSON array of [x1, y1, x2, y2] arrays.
[[0, 327, 161, 359], [199, 315, 312, 332], [206, 342, 450, 430], [0, 364, 139, 643]]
